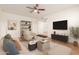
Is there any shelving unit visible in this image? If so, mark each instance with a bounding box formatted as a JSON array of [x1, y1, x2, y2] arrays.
[[20, 20, 31, 39], [20, 20, 31, 31]]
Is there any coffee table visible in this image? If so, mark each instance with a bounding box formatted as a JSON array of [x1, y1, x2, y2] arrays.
[[28, 40, 37, 51]]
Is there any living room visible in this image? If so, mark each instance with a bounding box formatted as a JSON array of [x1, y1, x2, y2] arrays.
[[0, 4, 79, 55]]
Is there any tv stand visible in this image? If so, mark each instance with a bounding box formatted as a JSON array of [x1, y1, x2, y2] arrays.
[[51, 34, 68, 42]]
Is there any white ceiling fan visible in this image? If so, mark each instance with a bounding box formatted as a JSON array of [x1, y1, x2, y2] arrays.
[[26, 4, 45, 14]]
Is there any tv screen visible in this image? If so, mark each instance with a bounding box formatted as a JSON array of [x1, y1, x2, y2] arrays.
[[53, 20, 67, 30]]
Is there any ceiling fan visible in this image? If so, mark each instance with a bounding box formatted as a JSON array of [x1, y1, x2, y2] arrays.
[[26, 4, 45, 14]]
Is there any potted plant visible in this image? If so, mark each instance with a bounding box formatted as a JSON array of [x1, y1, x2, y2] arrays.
[[70, 27, 79, 46]]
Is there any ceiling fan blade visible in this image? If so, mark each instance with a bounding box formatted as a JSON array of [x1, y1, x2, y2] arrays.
[[36, 4, 39, 7], [26, 7, 34, 9], [38, 9, 45, 11], [30, 10, 34, 13], [34, 4, 39, 9]]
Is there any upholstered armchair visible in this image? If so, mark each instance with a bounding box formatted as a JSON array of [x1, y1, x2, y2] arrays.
[[3, 34, 19, 55], [22, 30, 34, 41]]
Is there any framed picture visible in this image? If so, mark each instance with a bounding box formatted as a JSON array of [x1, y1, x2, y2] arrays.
[[8, 20, 17, 30]]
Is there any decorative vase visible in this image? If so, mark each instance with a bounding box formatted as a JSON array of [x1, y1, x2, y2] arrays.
[[73, 41, 78, 47]]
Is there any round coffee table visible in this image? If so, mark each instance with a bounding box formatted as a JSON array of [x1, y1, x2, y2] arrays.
[[28, 40, 37, 51]]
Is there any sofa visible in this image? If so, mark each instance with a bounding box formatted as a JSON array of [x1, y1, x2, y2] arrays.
[[0, 34, 27, 55]]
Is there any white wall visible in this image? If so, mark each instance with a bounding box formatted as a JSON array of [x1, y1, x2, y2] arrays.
[[38, 21, 44, 34], [43, 6, 79, 43], [0, 11, 38, 39]]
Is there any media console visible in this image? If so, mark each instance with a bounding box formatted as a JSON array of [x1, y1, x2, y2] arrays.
[[51, 34, 68, 42]]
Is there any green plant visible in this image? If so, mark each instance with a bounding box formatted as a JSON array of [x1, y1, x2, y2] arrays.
[[70, 27, 79, 39], [70, 27, 79, 46]]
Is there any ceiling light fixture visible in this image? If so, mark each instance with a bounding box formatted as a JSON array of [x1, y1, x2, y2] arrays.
[[34, 9, 38, 13]]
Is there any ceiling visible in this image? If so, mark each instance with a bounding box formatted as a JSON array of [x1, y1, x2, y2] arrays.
[[0, 4, 78, 19]]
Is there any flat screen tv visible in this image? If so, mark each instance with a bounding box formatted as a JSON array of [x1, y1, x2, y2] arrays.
[[53, 20, 67, 30]]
